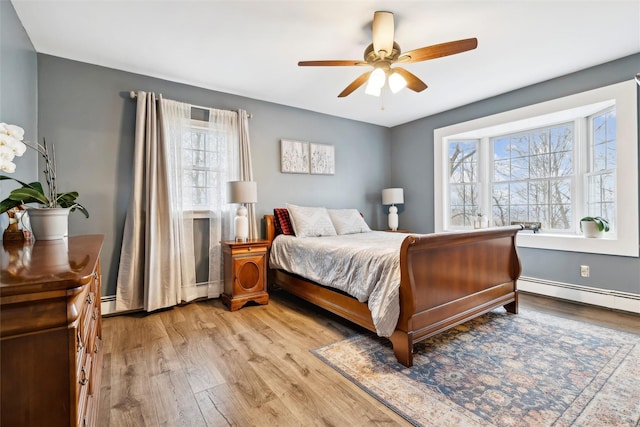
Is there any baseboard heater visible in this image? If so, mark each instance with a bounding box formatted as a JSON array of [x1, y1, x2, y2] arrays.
[[101, 281, 221, 316], [518, 276, 640, 314]]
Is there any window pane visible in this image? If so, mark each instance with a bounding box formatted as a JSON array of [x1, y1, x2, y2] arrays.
[[448, 140, 478, 227], [552, 152, 572, 176], [587, 108, 616, 230], [510, 182, 528, 205], [511, 156, 530, 180], [490, 123, 573, 232], [530, 154, 549, 178], [181, 123, 229, 210], [493, 159, 510, 182], [494, 137, 510, 159], [510, 135, 529, 156]]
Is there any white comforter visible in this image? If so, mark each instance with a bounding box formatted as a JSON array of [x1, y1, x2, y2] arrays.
[[269, 231, 409, 337]]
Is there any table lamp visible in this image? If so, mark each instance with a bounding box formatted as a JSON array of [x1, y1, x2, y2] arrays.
[[382, 188, 404, 231], [227, 181, 257, 242]]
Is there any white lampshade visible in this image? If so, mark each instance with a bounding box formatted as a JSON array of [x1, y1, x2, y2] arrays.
[[388, 71, 407, 94], [369, 68, 386, 89], [227, 181, 257, 204], [365, 80, 382, 97], [382, 188, 404, 205]]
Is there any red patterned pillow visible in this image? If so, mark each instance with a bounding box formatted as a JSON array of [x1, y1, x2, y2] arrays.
[[274, 208, 295, 236]]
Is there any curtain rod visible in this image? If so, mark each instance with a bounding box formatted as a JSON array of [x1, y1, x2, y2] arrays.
[[129, 91, 252, 118]]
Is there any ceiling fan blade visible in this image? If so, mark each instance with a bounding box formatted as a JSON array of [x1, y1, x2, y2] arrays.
[[298, 60, 367, 66], [338, 71, 372, 97], [399, 38, 478, 63], [393, 67, 428, 92], [372, 11, 394, 58]]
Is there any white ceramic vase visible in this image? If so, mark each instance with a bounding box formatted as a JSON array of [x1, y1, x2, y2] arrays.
[[27, 207, 71, 240]]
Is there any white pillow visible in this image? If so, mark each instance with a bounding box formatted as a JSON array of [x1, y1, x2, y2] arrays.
[[328, 209, 371, 235], [286, 204, 337, 238]]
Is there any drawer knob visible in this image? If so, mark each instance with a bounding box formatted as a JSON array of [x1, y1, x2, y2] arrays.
[[77, 332, 83, 351]]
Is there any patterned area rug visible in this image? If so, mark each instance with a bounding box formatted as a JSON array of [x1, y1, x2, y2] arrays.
[[312, 309, 640, 426]]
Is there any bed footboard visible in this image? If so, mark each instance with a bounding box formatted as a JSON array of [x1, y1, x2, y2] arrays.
[[392, 226, 522, 366], [264, 214, 522, 367]]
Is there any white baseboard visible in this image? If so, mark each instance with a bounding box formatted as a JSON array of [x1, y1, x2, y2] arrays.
[[101, 282, 222, 316], [101, 295, 117, 316], [101, 278, 639, 316], [519, 276, 640, 314]]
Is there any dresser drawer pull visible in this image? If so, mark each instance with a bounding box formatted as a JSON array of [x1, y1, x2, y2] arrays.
[[79, 368, 88, 386], [86, 293, 94, 305], [92, 309, 98, 320], [94, 272, 99, 280], [94, 342, 99, 354], [77, 332, 84, 351]]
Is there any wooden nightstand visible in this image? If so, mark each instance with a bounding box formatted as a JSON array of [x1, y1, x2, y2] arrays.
[[221, 239, 270, 311]]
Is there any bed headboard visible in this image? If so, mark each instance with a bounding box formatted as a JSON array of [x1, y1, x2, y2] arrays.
[[264, 214, 276, 243]]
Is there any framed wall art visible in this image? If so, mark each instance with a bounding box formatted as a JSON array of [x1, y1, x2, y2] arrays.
[[280, 139, 310, 174], [310, 143, 335, 175]]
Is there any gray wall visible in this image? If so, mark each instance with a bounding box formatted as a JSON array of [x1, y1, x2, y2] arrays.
[[37, 55, 390, 296], [0, 1, 38, 209], [390, 54, 640, 295]]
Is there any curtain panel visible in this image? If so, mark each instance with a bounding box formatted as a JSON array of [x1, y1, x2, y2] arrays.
[[116, 92, 255, 313]]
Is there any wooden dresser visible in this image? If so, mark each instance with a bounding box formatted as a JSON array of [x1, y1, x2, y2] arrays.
[[1, 235, 104, 427]]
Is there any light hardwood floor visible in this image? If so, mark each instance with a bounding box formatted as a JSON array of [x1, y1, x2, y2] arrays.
[[98, 291, 639, 426]]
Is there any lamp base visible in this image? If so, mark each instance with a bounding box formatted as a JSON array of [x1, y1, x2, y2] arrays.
[[388, 205, 398, 231], [234, 205, 249, 242]]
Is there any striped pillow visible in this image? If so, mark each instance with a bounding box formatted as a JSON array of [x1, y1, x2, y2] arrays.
[[274, 208, 295, 236]]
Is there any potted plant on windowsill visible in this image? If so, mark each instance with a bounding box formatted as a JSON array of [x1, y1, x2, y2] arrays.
[[0, 123, 89, 240], [579, 216, 609, 238]]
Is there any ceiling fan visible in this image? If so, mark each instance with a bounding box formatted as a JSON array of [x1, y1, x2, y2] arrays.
[[298, 11, 478, 98]]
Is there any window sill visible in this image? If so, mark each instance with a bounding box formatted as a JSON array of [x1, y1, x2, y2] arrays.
[[516, 232, 637, 257]]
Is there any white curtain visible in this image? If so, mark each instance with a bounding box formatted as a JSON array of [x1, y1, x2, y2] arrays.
[[116, 92, 252, 312], [205, 109, 239, 297], [238, 109, 258, 239]]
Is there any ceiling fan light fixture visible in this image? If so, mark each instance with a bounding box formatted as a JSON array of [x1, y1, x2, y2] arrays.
[[365, 80, 382, 96], [388, 70, 407, 94], [369, 67, 386, 90]]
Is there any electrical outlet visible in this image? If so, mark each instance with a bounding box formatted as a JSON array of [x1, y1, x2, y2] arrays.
[[580, 265, 590, 278]]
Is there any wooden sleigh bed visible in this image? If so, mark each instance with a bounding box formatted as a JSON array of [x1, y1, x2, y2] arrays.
[[264, 214, 522, 367]]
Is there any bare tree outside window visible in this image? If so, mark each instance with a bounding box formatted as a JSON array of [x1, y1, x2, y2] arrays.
[[445, 106, 616, 234], [491, 124, 573, 230], [448, 140, 479, 227]]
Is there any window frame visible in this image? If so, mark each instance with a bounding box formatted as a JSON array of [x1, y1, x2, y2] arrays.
[[181, 119, 230, 218], [434, 80, 638, 257]]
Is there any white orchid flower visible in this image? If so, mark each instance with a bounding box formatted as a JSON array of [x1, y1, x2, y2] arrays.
[[0, 145, 16, 161], [5, 124, 25, 140], [0, 159, 16, 173], [0, 123, 24, 140]]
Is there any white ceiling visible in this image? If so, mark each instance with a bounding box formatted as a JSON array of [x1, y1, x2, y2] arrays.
[[11, 0, 640, 128]]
